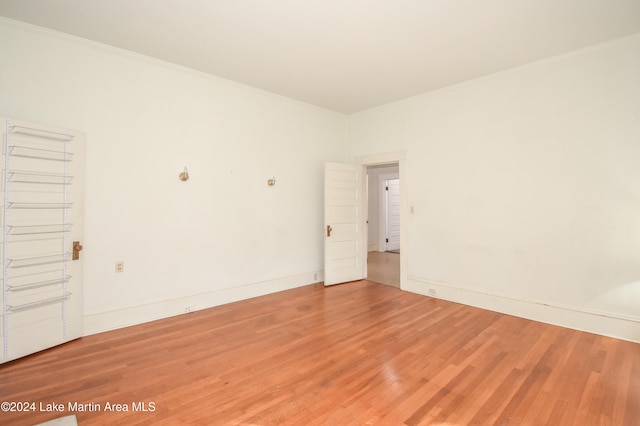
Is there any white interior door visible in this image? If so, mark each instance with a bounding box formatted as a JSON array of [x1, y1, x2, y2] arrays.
[[324, 162, 366, 286], [385, 178, 401, 251], [1, 118, 84, 364]]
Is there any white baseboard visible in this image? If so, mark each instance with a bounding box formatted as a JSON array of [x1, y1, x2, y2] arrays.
[[406, 275, 640, 344], [83, 270, 324, 336], [368, 243, 378, 252]]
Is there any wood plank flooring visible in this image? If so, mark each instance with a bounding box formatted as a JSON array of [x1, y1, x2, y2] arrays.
[[1, 280, 639, 425], [367, 251, 400, 288]]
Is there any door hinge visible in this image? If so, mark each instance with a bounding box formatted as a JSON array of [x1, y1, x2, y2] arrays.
[[386, 238, 389, 243]]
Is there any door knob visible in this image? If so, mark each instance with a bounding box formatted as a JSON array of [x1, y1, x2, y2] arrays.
[[327, 225, 332, 237], [72, 241, 83, 260]]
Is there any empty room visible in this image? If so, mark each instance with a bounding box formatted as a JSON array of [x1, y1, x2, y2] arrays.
[[0, 1, 639, 425]]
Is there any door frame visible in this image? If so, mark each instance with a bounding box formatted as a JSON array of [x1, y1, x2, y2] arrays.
[[356, 152, 406, 289]]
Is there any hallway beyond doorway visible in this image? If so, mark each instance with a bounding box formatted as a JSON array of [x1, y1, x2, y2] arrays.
[[367, 251, 400, 288]]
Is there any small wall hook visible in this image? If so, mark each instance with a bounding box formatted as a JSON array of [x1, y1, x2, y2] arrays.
[[179, 167, 189, 182], [267, 177, 276, 187]]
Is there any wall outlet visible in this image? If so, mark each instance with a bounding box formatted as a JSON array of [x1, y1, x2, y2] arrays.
[[185, 305, 193, 313], [115, 261, 124, 273]]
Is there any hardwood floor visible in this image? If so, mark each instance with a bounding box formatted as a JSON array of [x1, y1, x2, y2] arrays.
[[367, 251, 400, 288], [1, 281, 639, 425]]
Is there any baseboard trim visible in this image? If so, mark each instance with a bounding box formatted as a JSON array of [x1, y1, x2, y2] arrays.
[[406, 275, 640, 344], [83, 270, 324, 336], [368, 243, 379, 252]]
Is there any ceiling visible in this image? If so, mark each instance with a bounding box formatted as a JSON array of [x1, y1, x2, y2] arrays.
[[1, 0, 639, 114]]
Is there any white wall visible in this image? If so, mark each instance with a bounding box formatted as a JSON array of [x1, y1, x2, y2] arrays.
[[2, 18, 638, 343], [348, 34, 640, 342], [0, 19, 347, 334]]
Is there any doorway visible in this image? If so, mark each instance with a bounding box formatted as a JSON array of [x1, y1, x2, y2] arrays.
[[323, 153, 405, 289], [383, 177, 400, 252], [366, 163, 400, 288]]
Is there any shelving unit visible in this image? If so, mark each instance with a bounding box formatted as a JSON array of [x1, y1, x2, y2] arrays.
[[7, 275, 71, 292], [6, 202, 73, 210], [7, 253, 73, 269], [7, 293, 72, 313], [2, 119, 77, 359], [8, 145, 74, 162], [8, 171, 73, 185], [7, 224, 73, 235]]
